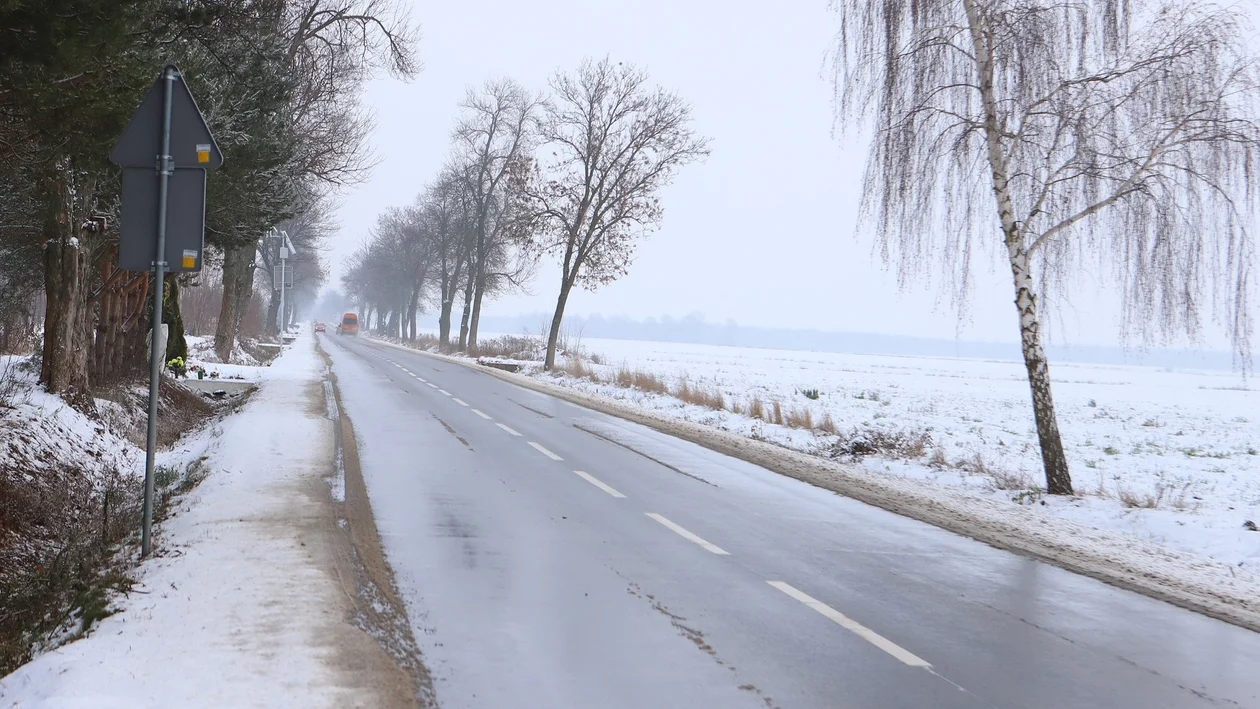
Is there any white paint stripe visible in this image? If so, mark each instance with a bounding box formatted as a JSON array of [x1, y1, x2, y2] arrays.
[[416, 377, 426, 383], [453, 398, 468, 406], [528, 442, 563, 460], [644, 513, 729, 555], [472, 409, 492, 420], [766, 581, 931, 668], [439, 389, 452, 396], [496, 423, 521, 436], [426, 383, 438, 389], [574, 470, 625, 498]]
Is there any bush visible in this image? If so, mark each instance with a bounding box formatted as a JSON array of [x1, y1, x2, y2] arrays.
[[828, 426, 932, 459], [0, 463, 143, 674], [801, 388, 821, 400], [0, 358, 30, 409]]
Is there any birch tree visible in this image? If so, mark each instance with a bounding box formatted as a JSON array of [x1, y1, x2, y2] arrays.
[[527, 57, 710, 370], [830, 0, 1260, 495]]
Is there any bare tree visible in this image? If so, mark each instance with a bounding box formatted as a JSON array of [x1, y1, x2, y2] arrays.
[[451, 79, 541, 351], [422, 170, 474, 349], [829, 0, 1260, 495], [526, 57, 710, 369], [212, 0, 418, 361]]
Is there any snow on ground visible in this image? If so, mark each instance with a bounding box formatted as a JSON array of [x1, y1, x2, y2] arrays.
[[0, 356, 140, 483], [390, 331, 1260, 578], [184, 335, 265, 379], [1, 335, 397, 708]]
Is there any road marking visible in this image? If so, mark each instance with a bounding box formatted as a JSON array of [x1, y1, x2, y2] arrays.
[[528, 442, 563, 460], [426, 383, 438, 389], [439, 389, 452, 396], [416, 377, 426, 383], [472, 409, 492, 420], [574, 470, 625, 498], [644, 513, 729, 555], [496, 423, 521, 436], [766, 581, 931, 668], [453, 398, 469, 406]]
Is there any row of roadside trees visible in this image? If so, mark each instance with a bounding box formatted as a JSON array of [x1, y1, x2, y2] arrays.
[[341, 57, 710, 369], [0, 0, 417, 405]]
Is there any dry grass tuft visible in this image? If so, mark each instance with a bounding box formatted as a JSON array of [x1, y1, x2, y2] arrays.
[[748, 396, 766, 421], [616, 366, 668, 394], [817, 412, 839, 435], [675, 379, 725, 410], [771, 400, 784, 426], [785, 406, 814, 429]]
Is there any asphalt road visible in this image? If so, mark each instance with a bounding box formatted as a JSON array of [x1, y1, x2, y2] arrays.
[[321, 333, 1260, 709]]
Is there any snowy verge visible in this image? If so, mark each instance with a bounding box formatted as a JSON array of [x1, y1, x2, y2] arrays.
[[0, 335, 411, 708], [367, 336, 1260, 632]]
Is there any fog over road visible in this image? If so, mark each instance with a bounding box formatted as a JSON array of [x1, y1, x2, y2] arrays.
[[322, 334, 1260, 709]]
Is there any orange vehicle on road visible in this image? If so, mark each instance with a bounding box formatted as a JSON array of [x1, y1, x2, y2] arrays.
[[338, 312, 359, 335]]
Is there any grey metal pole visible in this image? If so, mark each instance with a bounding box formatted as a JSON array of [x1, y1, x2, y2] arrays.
[[141, 66, 177, 557], [279, 258, 286, 335]]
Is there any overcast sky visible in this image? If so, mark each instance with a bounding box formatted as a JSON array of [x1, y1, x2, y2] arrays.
[[329, 0, 1257, 350]]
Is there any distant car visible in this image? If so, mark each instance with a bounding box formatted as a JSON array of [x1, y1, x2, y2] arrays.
[[339, 312, 359, 336], [314, 322, 326, 333]]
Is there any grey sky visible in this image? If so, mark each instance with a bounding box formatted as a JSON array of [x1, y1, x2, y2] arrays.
[[330, 1, 1256, 350]]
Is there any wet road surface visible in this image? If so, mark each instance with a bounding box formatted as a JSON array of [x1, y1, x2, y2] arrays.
[[323, 334, 1260, 709]]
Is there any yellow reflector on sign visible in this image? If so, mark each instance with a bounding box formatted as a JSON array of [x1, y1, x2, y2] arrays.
[[182, 250, 197, 269], [195, 143, 211, 163]]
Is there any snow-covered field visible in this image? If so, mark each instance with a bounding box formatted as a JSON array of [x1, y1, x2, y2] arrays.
[[423, 332, 1260, 575]]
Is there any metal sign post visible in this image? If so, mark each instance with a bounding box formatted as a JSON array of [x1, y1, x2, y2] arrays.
[[110, 65, 222, 557]]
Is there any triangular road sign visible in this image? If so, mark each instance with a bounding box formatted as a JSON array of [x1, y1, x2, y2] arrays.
[[109, 64, 223, 169]]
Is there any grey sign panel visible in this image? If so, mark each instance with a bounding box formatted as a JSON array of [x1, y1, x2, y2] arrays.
[[109, 65, 223, 169], [273, 262, 293, 289], [118, 167, 207, 273]]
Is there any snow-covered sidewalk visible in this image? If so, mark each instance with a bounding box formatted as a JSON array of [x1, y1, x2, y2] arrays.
[[1, 335, 411, 708]]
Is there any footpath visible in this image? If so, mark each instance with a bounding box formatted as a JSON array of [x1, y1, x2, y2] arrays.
[[0, 335, 418, 708]]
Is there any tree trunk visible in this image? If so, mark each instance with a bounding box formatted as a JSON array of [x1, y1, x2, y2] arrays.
[[469, 279, 485, 353], [1009, 249, 1073, 494], [407, 285, 421, 341], [544, 281, 573, 371], [39, 169, 94, 407], [163, 276, 186, 364], [214, 244, 254, 361], [438, 290, 454, 349], [457, 276, 473, 351], [966, 0, 1072, 495], [266, 288, 281, 338]]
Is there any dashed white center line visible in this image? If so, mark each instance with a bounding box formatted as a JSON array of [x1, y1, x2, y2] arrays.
[[416, 377, 426, 383], [426, 383, 438, 389], [438, 389, 452, 396], [453, 398, 468, 406], [496, 423, 521, 436], [472, 409, 492, 420], [528, 442, 563, 460], [767, 581, 931, 668], [644, 513, 729, 555], [574, 470, 625, 498]]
